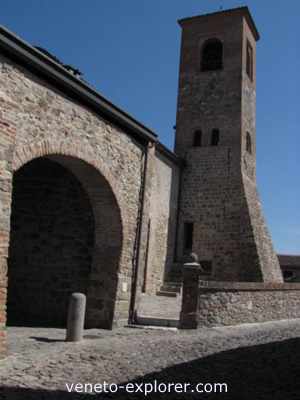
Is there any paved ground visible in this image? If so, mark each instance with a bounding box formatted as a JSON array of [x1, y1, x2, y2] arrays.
[[0, 319, 300, 399]]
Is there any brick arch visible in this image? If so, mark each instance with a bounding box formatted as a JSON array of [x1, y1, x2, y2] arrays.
[[12, 139, 127, 234], [11, 139, 130, 328]]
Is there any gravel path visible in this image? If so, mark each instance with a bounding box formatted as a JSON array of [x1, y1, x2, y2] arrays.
[[1, 319, 300, 398]]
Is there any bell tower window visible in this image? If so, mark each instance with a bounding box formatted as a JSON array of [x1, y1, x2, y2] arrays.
[[201, 39, 223, 71], [193, 130, 202, 147]]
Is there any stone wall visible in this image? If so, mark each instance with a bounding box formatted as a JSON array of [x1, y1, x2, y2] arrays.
[[240, 19, 282, 282], [0, 86, 17, 359], [0, 48, 180, 358], [196, 284, 300, 327], [180, 265, 300, 328], [0, 53, 145, 357], [0, 52, 145, 333], [144, 148, 180, 293]]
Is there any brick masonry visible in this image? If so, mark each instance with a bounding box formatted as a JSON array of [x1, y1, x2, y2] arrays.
[[174, 8, 283, 282]]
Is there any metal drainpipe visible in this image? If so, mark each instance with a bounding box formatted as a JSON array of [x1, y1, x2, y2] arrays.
[[128, 140, 152, 324]]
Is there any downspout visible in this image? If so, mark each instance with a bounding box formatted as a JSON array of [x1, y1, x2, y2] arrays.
[[129, 140, 152, 324]]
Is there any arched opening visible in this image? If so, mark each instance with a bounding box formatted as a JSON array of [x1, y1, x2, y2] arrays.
[[7, 154, 123, 329], [201, 39, 223, 72]]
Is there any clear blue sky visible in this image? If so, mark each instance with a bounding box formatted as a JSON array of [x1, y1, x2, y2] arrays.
[[1, 1, 299, 254]]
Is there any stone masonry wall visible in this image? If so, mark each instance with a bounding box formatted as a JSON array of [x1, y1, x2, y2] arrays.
[[240, 19, 282, 282], [175, 10, 282, 282], [0, 87, 18, 359], [0, 53, 146, 357], [196, 284, 300, 327], [180, 265, 300, 329], [145, 149, 180, 294], [0, 49, 180, 357]]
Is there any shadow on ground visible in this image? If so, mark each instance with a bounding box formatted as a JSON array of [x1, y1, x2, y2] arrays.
[[29, 337, 65, 343], [1, 337, 299, 399]]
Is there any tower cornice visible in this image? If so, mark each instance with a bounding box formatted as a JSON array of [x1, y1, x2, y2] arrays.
[[178, 6, 260, 41]]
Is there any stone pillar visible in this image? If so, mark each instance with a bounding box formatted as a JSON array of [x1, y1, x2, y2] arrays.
[[66, 293, 86, 342], [179, 254, 202, 329]]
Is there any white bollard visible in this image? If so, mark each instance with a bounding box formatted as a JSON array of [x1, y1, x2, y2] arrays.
[[66, 293, 86, 342]]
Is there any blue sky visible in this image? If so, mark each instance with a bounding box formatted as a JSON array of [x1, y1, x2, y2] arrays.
[[1, 1, 299, 254]]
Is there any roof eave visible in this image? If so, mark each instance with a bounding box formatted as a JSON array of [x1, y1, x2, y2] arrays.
[[0, 25, 158, 144]]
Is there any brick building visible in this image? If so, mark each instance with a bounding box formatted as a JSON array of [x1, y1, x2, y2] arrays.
[[0, 7, 298, 358], [278, 255, 300, 282]]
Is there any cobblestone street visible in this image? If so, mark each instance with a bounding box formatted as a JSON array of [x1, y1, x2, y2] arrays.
[[0, 320, 300, 399]]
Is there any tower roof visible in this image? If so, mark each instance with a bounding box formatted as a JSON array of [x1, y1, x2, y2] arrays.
[[178, 6, 260, 41]]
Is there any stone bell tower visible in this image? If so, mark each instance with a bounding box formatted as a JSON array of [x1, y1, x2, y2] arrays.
[[175, 7, 283, 282]]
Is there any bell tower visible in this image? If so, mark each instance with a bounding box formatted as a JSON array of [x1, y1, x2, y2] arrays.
[[175, 7, 283, 282]]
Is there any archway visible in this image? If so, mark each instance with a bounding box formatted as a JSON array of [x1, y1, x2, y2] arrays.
[[7, 153, 123, 329]]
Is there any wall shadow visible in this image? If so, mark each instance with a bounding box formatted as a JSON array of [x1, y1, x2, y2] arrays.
[[1, 337, 299, 399]]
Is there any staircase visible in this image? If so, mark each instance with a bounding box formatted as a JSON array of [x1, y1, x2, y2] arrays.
[[135, 264, 184, 328], [136, 292, 181, 328], [156, 281, 182, 297], [135, 261, 211, 328]]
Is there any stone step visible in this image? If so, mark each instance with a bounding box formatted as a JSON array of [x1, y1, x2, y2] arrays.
[[163, 281, 182, 287], [135, 316, 179, 328], [156, 282, 182, 297], [156, 290, 177, 297]]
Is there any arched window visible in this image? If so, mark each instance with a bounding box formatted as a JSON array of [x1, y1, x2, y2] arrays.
[[201, 39, 223, 72], [246, 132, 252, 154], [193, 130, 202, 147], [211, 129, 220, 146]]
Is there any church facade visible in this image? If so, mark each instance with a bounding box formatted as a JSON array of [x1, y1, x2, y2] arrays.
[[0, 7, 298, 358]]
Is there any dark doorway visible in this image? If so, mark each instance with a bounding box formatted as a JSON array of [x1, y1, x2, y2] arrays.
[[7, 157, 95, 327]]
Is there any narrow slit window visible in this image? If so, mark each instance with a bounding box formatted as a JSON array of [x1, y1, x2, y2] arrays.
[[184, 222, 193, 252], [246, 132, 252, 154], [246, 40, 253, 81], [193, 130, 202, 147], [211, 129, 220, 146]]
